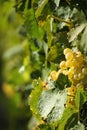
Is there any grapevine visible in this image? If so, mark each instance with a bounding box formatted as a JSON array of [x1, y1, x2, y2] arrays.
[[47, 48, 87, 107], [1, 0, 87, 129]]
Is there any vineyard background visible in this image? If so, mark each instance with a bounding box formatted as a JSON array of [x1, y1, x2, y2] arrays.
[[0, 0, 87, 130]]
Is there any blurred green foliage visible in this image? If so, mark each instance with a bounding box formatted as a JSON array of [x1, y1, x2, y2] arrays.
[[0, 1, 31, 130]]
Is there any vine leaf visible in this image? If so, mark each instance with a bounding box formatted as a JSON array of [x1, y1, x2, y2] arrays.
[[38, 89, 67, 123], [29, 79, 43, 120], [70, 122, 85, 130], [70, 8, 86, 25], [47, 44, 64, 63], [57, 107, 78, 130], [56, 73, 71, 90], [24, 8, 38, 38], [75, 87, 87, 109], [38, 124, 51, 130], [54, 0, 61, 7], [80, 26, 87, 54], [68, 23, 87, 42], [24, 8, 44, 40], [55, 6, 72, 29], [35, 0, 49, 18], [44, 17, 53, 47]]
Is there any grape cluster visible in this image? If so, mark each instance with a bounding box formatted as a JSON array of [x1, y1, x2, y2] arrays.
[[61, 48, 87, 86], [49, 48, 87, 106]]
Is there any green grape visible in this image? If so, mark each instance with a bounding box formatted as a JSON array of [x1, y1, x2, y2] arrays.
[[82, 67, 87, 74], [50, 71, 58, 81], [62, 70, 68, 75], [66, 85, 76, 107], [76, 56, 83, 64], [74, 67, 82, 73], [67, 85, 76, 96], [66, 96, 75, 107], [63, 48, 72, 55], [75, 51, 82, 57], [66, 60, 73, 67], [68, 67, 74, 79], [59, 61, 66, 69], [78, 73, 84, 80], [81, 75, 87, 86], [76, 83, 84, 88], [58, 69, 63, 74], [65, 52, 73, 61], [72, 59, 79, 67], [73, 74, 80, 80]]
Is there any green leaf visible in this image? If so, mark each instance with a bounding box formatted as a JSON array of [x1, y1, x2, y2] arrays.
[[80, 26, 87, 54], [29, 79, 43, 120], [70, 8, 86, 25], [64, 113, 78, 129], [47, 79, 56, 90], [79, 101, 87, 127], [54, 0, 60, 7], [47, 44, 64, 63], [70, 122, 85, 130], [75, 87, 87, 109], [56, 6, 72, 29], [57, 107, 78, 130], [56, 32, 69, 46], [44, 17, 53, 47], [38, 89, 67, 123], [3, 44, 24, 59], [42, 41, 48, 58], [56, 73, 71, 90], [38, 124, 51, 130], [24, 8, 44, 39], [35, 0, 49, 18], [68, 23, 87, 42], [24, 8, 38, 38]]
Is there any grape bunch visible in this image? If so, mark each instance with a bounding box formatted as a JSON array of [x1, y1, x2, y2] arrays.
[[50, 48, 87, 106], [60, 48, 87, 87]]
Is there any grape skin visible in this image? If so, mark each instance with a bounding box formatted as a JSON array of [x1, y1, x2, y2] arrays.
[[63, 48, 72, 55], [59, 61, 66, 69]]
